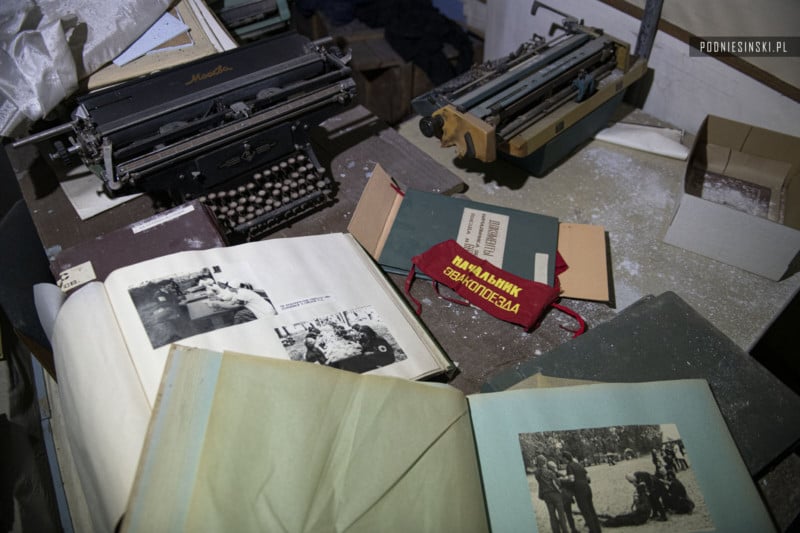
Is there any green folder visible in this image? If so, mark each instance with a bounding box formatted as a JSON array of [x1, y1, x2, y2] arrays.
[[379, 189, 559, 286]]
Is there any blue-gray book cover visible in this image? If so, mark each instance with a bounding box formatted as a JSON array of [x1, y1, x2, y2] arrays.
[[379, 190, 559, 286]]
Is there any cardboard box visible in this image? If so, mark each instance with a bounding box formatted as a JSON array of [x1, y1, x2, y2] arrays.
[[664, 115, 800, 280]]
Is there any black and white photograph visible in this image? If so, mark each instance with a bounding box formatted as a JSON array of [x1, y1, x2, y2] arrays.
[[128, 267, 277, 349], [518, 424, 713, 533], [275, 305, 407, 373]]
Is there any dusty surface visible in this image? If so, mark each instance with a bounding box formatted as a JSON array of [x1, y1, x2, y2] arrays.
[[395, 109, 800, 352]]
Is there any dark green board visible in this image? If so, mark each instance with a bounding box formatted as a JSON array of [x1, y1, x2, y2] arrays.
[[482, 291, 800, 477]]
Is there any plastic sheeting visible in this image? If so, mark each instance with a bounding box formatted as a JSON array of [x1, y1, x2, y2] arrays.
[[0, 0, 171, 138]]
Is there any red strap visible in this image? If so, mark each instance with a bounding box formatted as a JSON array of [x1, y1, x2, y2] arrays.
[[432, 281, 471, 308], [551, 302, 586, 337], [406, 240, 586, 337], [404, 264, 422, 315]]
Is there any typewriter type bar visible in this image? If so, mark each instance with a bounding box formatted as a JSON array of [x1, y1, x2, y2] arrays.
[[16, 31, 356, 202], [412, 3, 646, 163]]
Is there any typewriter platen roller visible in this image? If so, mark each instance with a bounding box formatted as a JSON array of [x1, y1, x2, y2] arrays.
[[15, 31, 356, 241]]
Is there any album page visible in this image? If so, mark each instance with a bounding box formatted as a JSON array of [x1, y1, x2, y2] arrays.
[[102, 232, 453, 406]]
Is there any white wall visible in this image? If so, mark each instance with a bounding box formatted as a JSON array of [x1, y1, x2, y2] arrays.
[[484, 0, 800, 137]]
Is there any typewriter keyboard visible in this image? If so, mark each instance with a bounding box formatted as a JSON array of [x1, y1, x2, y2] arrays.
[[197, 151, 334, 243]]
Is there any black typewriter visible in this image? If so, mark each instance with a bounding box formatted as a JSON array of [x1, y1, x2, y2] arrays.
[[14, 31, 356, 242]]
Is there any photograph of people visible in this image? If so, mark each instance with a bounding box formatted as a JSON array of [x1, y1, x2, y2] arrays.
[[519, 424, 712, 532], [129, 268, 277, 348], [276, 306, 406, 373]]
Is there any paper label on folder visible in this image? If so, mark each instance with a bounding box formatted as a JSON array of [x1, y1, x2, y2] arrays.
[[57, 261, 97, 293], [456, 208, 508, 268]]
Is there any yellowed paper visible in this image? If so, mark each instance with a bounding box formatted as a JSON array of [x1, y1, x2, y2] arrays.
[[124, 349, 488, 532]]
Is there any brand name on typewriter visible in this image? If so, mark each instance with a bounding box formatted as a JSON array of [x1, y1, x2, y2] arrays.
[[185, 64, 234, 86]]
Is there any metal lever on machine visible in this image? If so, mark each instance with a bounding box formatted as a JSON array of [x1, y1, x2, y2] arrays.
[[531, 1, 585, 35], [10, 122, 73, 150], [531, 1, 581, 23]]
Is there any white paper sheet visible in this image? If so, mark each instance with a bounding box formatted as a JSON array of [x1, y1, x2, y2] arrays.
[[113, 12, 190, 66], [595, 122, 690, 160], [59, 165, 141, 220]]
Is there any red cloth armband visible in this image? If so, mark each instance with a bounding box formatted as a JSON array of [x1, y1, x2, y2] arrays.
[[405, 239, 578, 332]]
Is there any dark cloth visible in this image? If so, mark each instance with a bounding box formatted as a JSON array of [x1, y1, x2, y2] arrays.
[[356, 0, 474, 85], [298, 0, 474, 84], [534, 466, 561, 499], [601, 485, 651, 528], [633, 470, 667, 519], [664, 477, 695, 514], [542, 490, 570, 533], [567, 461, 601, 533], [359, 335, 395, 366], [295, 0, 369, 25], [535, 466, 569, 533], [232, 307, 257, 324], [296, 0, 473, 85], [1, 311, 62, 532], [305, 344, 328, 364], [601, 505, 649, 527], [336, 325, 395, 373], [0, 200, 54, 351], [559, 478, 578, 533]]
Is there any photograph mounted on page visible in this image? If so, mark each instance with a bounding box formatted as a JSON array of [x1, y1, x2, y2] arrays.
[[84, 233, 454, 406], [276, 305, 408, 373], [128, 267, 277, 349], [520, 424, 711, 532]]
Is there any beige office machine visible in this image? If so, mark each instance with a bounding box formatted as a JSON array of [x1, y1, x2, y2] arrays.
[[412, 2, 647, 174]]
